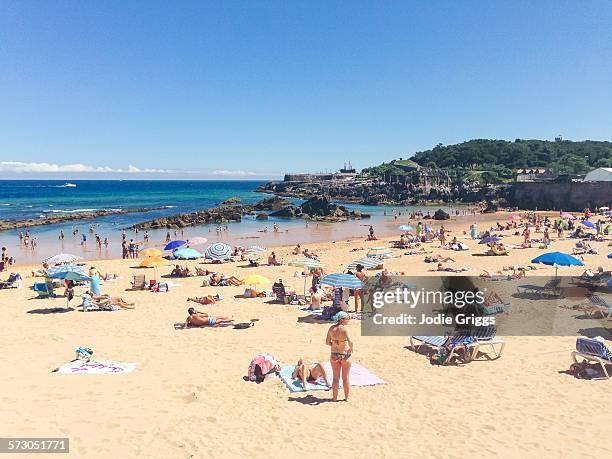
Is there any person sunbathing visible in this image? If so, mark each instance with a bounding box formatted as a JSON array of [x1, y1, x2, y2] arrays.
[[292, 359, 330, 388], [484, 291, 504, 306], [209, 273, 244, 286], [292, 244, 302, 255], [195, 267, 210, 276], [185, 307, 233, 327], [188, 295, 221, 305], [101, 273, 119, 281], [432, 262, 467, 273], [89, 291, 135, 309], [424, 254, 455, 263], [303, 248, 319, 259]]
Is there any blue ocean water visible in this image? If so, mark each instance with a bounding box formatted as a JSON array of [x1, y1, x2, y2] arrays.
[[0, 180, 463, 263]]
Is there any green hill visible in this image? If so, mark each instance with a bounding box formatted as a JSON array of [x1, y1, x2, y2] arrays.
[[410, 139, 612, 174]]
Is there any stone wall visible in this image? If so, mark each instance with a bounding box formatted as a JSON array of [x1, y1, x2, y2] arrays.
[[509, 181, 612, 211]]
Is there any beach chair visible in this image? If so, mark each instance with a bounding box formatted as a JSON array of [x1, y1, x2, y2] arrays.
[[478, 301, 510, 315], [33, 281, 53, 298], [517, 278, 562, 297], [131, 275, 147, 290], [571, 337, 612, 379], [409, 335, 474, 363], [580, 295, 612, 318], [470, 325, 505, 360], [0, 273, 21, 289]]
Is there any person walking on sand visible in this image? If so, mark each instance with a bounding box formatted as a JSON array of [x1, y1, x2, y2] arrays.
[[326, 311, 353, 402]]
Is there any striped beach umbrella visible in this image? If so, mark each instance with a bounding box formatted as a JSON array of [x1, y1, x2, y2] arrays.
[[205, 242, 233, 260], [347, 257, 383, 269], [43, 253, 83, 265], [46, 264, 87, 279], [367, 247, 394, 259], [320, 273, 363, 289], [288, 257, 325, 268]]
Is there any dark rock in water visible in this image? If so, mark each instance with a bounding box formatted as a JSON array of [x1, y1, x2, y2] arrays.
[[483, 201, 498, 213], [299, 196, 369, 221], [433, 209, 450, 220], [256, 213, 268, 220], [253, 196, 291, 211], [222, 196, 241, 204], [269, 205, 301, 218]]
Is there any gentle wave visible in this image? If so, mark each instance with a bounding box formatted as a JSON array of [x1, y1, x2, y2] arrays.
[[43, 208, 123, 214]]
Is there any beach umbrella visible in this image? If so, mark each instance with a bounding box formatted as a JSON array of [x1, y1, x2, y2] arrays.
[[479, 236, 501, 244], [164, 240, 186, 251], [243, 274, 270, 286], [398, 224, 414, 232], [347, 257, 383, 269], [205, 242, 232, 260], [581, 221, 596, 230], [247, 245, 267, 254], [531, 251, 584, 277], [139, 257, 167, 268], [599, 206, 609, 211], [367, 247, 394, 259], [320, 273, 363, 289], [560, 212, 575, 220], [62, 271, 92, 282], [43, 253, 83, 265], [47, 264, 88, 279], [508, 215, 521, 221], [187, 237, 208, 246], [608, 253, 611, 259], [140, 248, 163, 258], [174, 248, 202, 259], [288, 258, 325, 268]]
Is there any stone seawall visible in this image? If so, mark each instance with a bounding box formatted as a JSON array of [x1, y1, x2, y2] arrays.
[[508, 181, 611, 211]]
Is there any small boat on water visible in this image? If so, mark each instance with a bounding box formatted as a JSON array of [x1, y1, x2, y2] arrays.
[[61, 182, 77, 188]]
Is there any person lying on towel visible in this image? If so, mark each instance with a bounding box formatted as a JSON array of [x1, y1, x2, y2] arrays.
[[185, 307, 233, 327], [292, 359, 330, 389]]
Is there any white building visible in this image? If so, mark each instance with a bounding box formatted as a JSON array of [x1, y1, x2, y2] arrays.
[[583, 167, 612, 182]]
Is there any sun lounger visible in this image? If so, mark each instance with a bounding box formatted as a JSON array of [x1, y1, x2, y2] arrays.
[[516, 278, 561, 297], [470, 325, 505, 360], [130, 275, 147, 290], [571, 337, 612, 379], [409, 335, 474, 362], [0, 273, 22, 289]]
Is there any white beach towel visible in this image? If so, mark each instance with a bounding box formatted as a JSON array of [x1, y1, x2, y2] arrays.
[[54, 360, 139, 374]]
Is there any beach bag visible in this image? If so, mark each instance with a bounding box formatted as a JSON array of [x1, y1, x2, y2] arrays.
[[247, 354, 279, 382], [430, 347, 449, 365], [157, 282, 168, 292]]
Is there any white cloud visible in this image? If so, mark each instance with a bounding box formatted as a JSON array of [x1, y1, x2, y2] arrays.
[[211, 169, 257, 176], [0, 161, 172, 174]]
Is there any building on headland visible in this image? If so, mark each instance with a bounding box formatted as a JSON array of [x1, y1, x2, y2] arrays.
[[515, 168, 556, 182], [583, 167, 612, 182], [283, 163, 358, 183]]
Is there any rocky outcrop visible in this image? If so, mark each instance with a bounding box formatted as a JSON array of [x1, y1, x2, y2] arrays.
[[253, 196, 291, 211], [299, 196, 369, 222], [433, 209, 450, 220], [133, 204, 251, 230], [222, 196, 241, 204], [0, 207, 167, 231]]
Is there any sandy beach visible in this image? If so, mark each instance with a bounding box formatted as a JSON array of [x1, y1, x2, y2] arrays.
[[0, 212, 610, 459]]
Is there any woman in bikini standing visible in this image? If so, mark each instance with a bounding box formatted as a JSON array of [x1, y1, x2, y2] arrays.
[[325, 311, 353, 401]]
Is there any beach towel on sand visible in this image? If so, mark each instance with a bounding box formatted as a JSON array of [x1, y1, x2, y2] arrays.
[[279, 362, 386, 392], [54, 360, 139, 374]]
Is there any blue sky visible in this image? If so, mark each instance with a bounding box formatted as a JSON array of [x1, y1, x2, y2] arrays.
[[1, 1, 611, 179]]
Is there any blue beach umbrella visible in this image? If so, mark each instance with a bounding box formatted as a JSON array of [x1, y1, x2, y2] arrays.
[[398, 224, 414, 232], [608, 253, 611, 259], [320, 273, 363, 289], [46, 264, 88, 279], [531, 251, 584, 277], [173, 248, 202, 260], [581, 221, 596, 230], [164, 240, 186, 251], [479, 236, 501, 244], [205, 242, 233, 261]]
